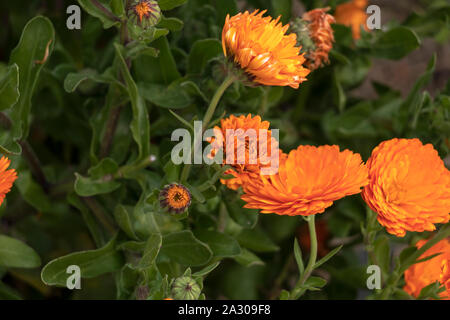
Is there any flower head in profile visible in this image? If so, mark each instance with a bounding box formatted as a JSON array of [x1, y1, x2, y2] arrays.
[[222, 10, 310, 88], [334, 0, 368, 39], [291, 7, 335, 70], [362, 138, 450, 237], [128, 0, 161, 28], [159, 183, 191, 214], [208, 114, 282, 190], [0, 156, 17, 206], [241, 145, 368, 216], [403, 237, 450, 299]]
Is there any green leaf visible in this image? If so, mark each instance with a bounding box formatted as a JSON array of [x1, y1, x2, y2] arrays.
[[371, 27, 420, 60], [125, 43, 159, 60], [187, 39, 223, 75], [223, 198, 258, 229], [293, 239, 304, 275], [159, 230, 212, 267], [114, 205, 139, 240], [418, 281, 442, 300], [192, 261, 221, 277], [15, 171, 51, 212], [139, 82, 191, 109], [74, 172, 121, 197], [333, 70, 346, 113], [67, 193, 105, 247], [233, 248, 265, 267], [158, 16, 184, 31], [41, 235, 124, 287], [134, 36, 181, 85], [271, 0, 292, 23], [373, 236, 390, 275], [0, 281, 22, 300], [136, 233, 162, 270], [0, 64, 19, 110], [9, 16, 55, 139], [314, 245, 343, 269], [115, 43, 151, 162], [413, 252, 443, 265], [158, 0, 187, 11], [237, 227, 279, 253], [63, 68, 118, 93], [78, 0, 120, 29], [194, 230, 241, 258], [279, 289, 290, 300], [302, 276, 327, 290], [0, 235, 41, 268]]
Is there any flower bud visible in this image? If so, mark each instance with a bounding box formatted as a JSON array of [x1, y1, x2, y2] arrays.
[[171, 276, 201, 300], [128, 0, 161, 28], [159, 183, 192, 214]]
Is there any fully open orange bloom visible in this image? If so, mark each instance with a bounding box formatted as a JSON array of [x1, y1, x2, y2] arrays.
[[208, 114, 282, 190], [222, 10, 310, 88], [302, 7, 335, 70], [404, 238, 450, 299], [334, 0, 368, 40], [241, 145, 368, 216], [362, 138, 450, 237], [0, 156, 17, 206]]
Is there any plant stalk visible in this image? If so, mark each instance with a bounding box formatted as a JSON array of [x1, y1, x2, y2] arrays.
[[290, 215, 318, 299]]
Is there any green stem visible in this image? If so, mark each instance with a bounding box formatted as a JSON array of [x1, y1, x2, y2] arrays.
[[202, 75, 235, 131], [180, 75, 235, 183], [290, 215, 317, 300]]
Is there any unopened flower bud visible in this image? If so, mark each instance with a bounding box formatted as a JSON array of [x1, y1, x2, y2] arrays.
[[171, 276, 201, 300], [128, 0, 161, 28]]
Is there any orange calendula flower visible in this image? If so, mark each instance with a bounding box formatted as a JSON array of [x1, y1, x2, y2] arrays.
[[403, 237, 450, 299], [159, 183, 191, 214], [0, 156, 17, 206], [241, 145, 368, 216], [301, 7, 336, 70], [362, 138, 450, 237], [334, 0, 368, 40], [208, 114, 282, 190], [222, 10, 310, 88]]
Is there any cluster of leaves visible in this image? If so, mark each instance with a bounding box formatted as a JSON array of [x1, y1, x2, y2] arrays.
[[0, 0, 448, 300]]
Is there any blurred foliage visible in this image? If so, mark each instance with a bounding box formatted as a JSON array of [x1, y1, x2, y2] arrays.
[[0, 0, 448, 300]]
